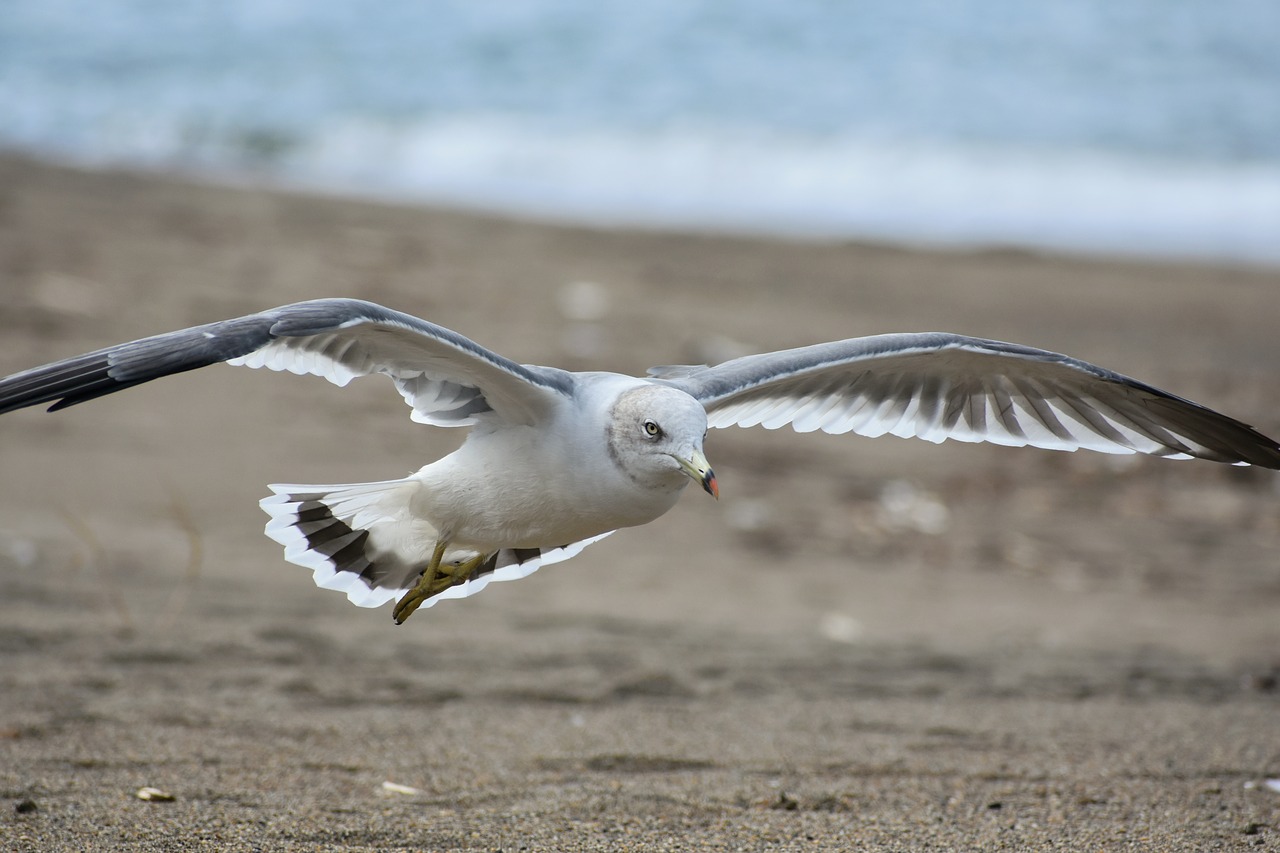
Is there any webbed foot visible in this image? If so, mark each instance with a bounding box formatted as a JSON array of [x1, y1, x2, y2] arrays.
[[393, 544, 486, 624]]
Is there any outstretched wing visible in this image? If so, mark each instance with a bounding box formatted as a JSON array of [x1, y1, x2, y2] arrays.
[[0, 299, 573, 427], [654, 333, 1280, 468]]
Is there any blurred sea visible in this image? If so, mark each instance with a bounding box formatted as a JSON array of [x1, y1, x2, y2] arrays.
[[2, 0, 1278, 264]]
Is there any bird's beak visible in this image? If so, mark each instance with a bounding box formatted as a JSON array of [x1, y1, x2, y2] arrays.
[[675, 448, 719, 499]]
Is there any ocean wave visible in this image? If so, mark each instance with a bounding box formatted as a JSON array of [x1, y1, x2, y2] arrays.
[[8, 111, 1278, 264], [4, 0, 1277, 263], [281, 118, 1280, 264]]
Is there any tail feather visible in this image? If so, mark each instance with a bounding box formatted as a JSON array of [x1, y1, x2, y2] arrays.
[[259, 480, 614, 613], [262, 480, 426, 608]]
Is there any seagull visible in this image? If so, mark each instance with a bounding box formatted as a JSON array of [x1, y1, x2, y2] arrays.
[[2, 298, 1277, 623]]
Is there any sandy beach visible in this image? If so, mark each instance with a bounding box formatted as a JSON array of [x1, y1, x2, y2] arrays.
[[1, 155, 1278, 850]]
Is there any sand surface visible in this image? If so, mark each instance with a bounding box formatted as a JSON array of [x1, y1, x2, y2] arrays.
[[1, 156, 1278, 850]]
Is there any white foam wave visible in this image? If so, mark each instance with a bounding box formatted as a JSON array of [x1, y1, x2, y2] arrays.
[[12, 113, 1280, 264], [282, 118, 1280, 264]]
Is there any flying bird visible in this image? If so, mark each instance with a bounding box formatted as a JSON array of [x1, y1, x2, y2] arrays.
[[2, 298, 1277, 623]]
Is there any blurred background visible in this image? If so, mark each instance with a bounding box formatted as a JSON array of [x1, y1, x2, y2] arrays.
[[1, 0, 1277, 265]]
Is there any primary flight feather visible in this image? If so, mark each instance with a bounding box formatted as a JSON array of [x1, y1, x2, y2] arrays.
[[2, 298, 1276, 622]]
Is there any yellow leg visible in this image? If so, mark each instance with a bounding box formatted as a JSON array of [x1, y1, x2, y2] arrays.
[[392, 539, 448, 625], [393, 545, 488, 625]]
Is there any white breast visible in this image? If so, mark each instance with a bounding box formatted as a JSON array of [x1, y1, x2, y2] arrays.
[[410, 376, 688, 551]]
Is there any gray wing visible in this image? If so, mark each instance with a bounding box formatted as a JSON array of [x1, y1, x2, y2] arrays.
[[0, 299, 573, 426], [653, 333, 1280, 468]]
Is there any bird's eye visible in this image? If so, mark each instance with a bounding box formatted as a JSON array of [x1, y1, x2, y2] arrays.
[[643, 419, 662, 437]]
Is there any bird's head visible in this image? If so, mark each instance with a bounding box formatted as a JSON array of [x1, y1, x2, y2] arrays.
[[607, 384, 718, 498]]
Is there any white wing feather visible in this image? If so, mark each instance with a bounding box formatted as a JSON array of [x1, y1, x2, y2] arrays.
[[667, 335, 1280, 466]]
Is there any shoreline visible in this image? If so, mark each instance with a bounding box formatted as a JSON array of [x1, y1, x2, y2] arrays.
[[9, 150, 1280, 273]]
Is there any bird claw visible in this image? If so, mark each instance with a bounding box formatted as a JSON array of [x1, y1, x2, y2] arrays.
[[393, 546, 486, 625], [392, 540, 448, 625], [392, 588, 428, 624]]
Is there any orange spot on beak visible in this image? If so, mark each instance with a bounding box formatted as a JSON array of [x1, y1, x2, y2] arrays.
[[702, 469, 719, 500]]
